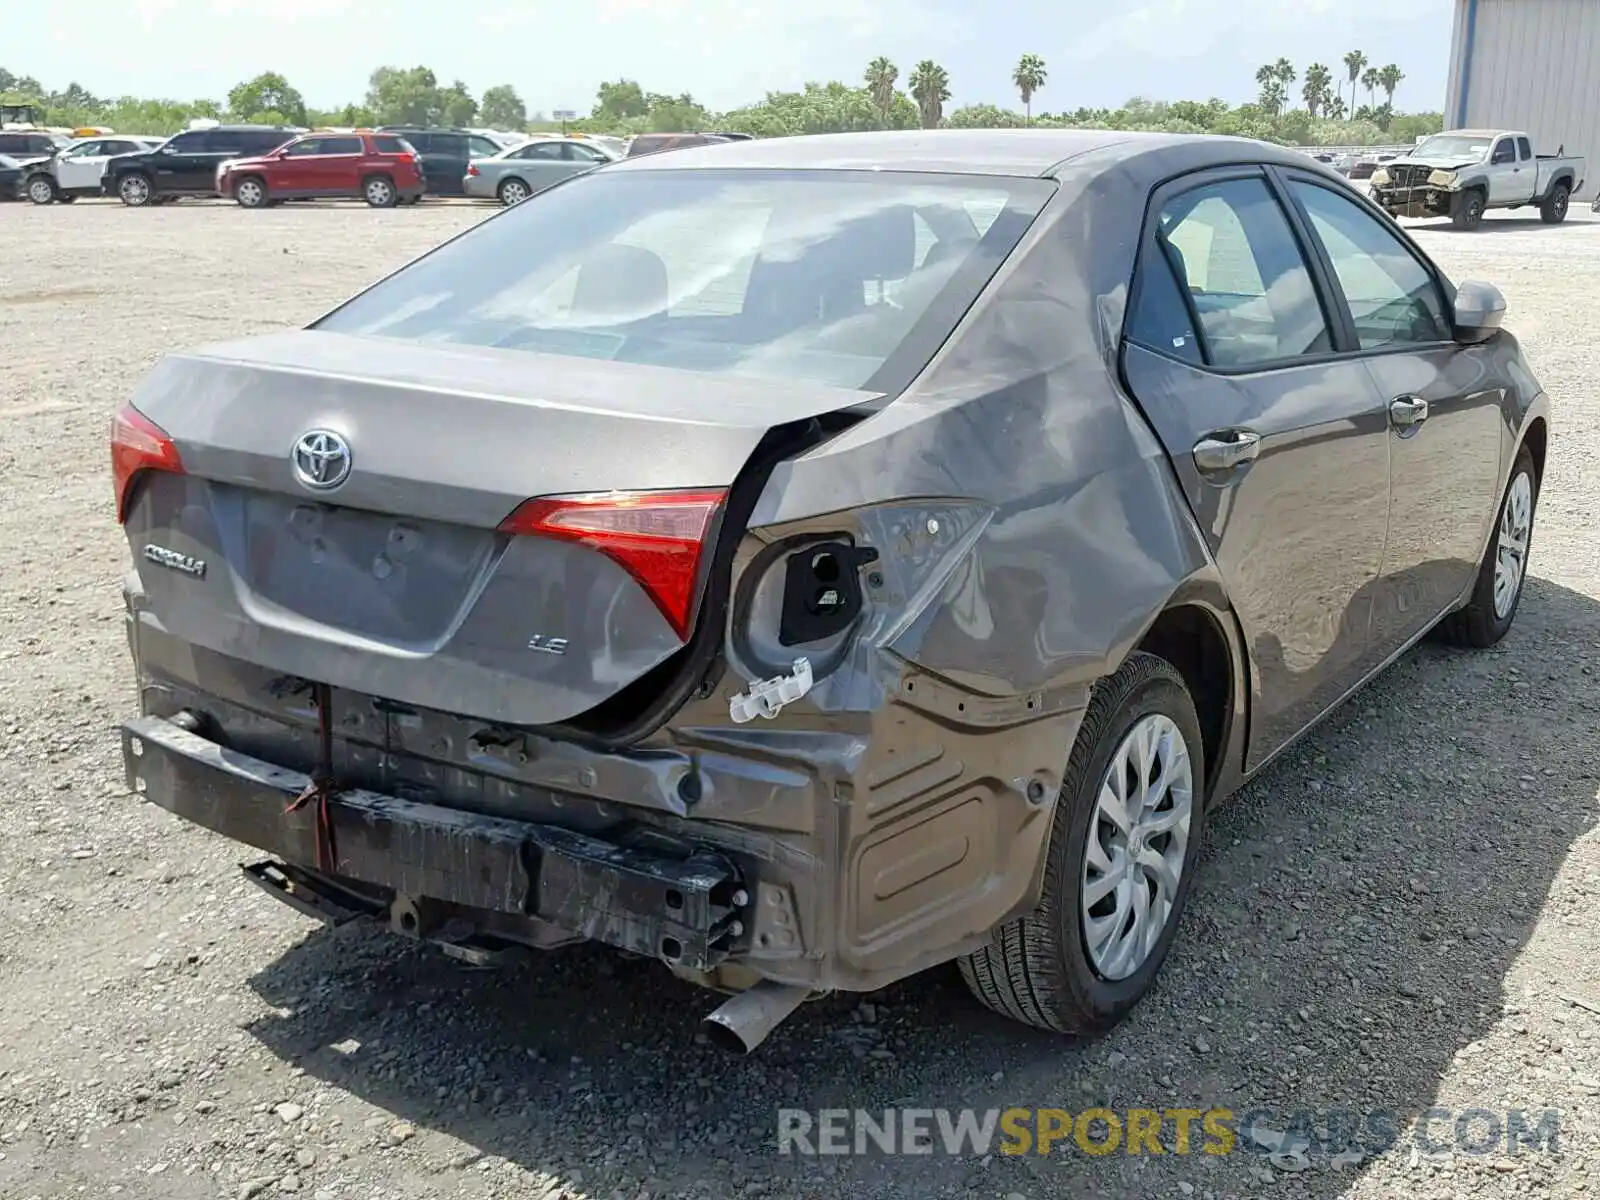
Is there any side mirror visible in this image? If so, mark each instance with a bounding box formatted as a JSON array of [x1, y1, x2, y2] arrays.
[[1452, 280, 1507, 343]]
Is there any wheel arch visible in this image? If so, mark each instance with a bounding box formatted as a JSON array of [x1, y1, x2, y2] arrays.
[[1125, 578, 1250, 809], [1521, 414, 1548, 487]]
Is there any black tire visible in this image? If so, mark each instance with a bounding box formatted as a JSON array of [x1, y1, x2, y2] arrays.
[[117, 173, 154, 207], [1540, 182, 1571, 224], [362, 175, 398, 208], [233, 175, 268, 209], [958, 651, 1207, 1034], [24, 175, 55, 205], [1434, 445, 1539, 649], [1451, 188, 1486, 230]]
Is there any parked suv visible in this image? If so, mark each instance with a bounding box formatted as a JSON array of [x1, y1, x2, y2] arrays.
[[374, 127, 504, 196], [216, 132, 424, 208], [0, 130, 67, 161], [105, 125, 302, 206], [22, 135, 165, 204]]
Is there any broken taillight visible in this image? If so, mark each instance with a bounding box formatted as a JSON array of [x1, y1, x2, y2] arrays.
[[466, 164, 479, 176], [111, 404, 184, 523], [498, 489, 726, 640]]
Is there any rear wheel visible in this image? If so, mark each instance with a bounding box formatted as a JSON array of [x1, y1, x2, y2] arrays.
[[1451, 188, 1486, 230], [958, 652, 1205, 1034], [118, 174, 153, 207], [25, 176, 55, 205], [498, 177, 531, 205], [233, 176, 268, 209], [363, 175, 398, 208], [1434, 445, 1538, 648], [1540, 182, 1571, 224]]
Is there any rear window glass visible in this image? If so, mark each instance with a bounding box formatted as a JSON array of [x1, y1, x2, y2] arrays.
[[373, 136, 410, 154], [321, 137, 362, 154], [315, 169, 1055, 391]]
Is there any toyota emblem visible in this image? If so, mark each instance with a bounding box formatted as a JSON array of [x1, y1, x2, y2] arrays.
[[291, 429, 352, 491]]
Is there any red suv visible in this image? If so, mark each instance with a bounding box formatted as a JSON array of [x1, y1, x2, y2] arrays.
[[216, 132, 425, 209]]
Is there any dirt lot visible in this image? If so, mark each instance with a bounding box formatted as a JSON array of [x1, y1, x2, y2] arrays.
[[1, 196, 1599, 1200]]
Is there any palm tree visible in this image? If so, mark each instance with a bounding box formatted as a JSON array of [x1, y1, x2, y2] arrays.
[[1377, 63, 1404, 107], [1255, 62, 1289, 116], [909, 60, 950, 130], [1342, 50, 1367, 112], [864, 57, 899, 127], [1302, 62, 1332, 118], [1325, 95, 1348, 121], [1012, 54, 1047, 122], [1360, 66, 1380, 109]]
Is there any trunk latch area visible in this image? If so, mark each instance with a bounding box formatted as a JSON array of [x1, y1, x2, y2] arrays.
[[778, 541, 878, 645]]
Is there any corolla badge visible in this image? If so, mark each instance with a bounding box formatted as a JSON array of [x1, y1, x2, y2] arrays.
[[143, 544, 206, 578], [291, 429, 352, 491]]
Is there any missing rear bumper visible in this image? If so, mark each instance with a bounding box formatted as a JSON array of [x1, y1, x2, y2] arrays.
[[124, 715, 748, 971]]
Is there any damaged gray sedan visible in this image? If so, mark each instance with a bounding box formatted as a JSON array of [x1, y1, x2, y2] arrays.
[[113, 129, 1549, 1051]]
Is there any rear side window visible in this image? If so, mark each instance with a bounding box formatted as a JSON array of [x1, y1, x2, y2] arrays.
[[1154, 177, 1331, 368], [242, 130, 292, 153], [321, 137, 362, 155], [517, 142, 565, 161], [373, 136, 410, 154], [430, 134, 466, 157], [1517, 136, 1532, 160], [1127, 248, 1203, 366], [315, 169, 1056, 392]]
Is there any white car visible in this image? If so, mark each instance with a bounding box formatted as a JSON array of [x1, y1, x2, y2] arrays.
[[23, 135, 166, 205]]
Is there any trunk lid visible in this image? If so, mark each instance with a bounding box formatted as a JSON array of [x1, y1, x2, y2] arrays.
[[122, 330, 874, 727]]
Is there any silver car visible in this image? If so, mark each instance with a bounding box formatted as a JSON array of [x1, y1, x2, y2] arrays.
[[462, 136, 618, 205], [114, 130, 1546, 1052]]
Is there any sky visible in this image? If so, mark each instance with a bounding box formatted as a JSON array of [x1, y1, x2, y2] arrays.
[[12, 0, 1454, 116]]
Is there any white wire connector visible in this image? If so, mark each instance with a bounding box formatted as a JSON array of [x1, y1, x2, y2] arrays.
[[728, 658, 814, 724]]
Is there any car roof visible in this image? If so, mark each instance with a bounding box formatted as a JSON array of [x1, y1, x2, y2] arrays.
[[606, 128, 1320, 179]]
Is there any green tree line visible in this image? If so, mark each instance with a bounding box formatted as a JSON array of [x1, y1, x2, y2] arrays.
[[1, 51, 1439, 147]]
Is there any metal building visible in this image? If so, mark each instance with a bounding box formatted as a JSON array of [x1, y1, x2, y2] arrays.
[[1446, 0, 1600, 197]]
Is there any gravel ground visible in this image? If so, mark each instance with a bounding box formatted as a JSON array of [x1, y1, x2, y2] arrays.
[[1, 196, 1598, 1200]]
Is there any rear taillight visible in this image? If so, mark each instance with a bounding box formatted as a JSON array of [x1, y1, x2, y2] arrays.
[[398, 152, 415, 163], [466, 164, 479, 176], [111, 405, 183, 523], [499, 489, 726, 639]]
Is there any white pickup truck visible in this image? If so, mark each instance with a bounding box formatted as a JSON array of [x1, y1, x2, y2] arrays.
[[1367, 128, 1583, 230]]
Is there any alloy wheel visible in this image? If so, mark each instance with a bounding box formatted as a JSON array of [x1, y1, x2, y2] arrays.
[[27, 177, 54, 204], [1081, 712, 1194, 981], [366, 179, 395, 206], [120, 176, 150, 206], [236, 180, 264, 207], [1494, 470, 1533, 619], [501, 180, 529, 205]]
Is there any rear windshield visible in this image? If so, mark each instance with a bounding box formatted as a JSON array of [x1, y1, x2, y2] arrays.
[[314, 168, 1055, 391]]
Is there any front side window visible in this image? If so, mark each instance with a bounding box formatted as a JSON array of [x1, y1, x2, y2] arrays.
[[1154, 176, 1330, 367], [468, 136, 503, 158], [163, 132, 206, 153], [1289, 180, 1451, 348], [1490, 139, 1515, 165], [283, 138, 324, 157], [63, 141, 104, 158], [315, 168, 1054, 391], [566, 143, 610, 163]]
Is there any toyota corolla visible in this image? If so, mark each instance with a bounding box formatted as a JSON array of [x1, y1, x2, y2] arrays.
[[112, 129, 1547, 1051]]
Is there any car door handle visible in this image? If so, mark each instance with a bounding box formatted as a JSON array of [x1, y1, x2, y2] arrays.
[[1192, 430, 1262, 474], [1389, 395, 1429, 428]]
